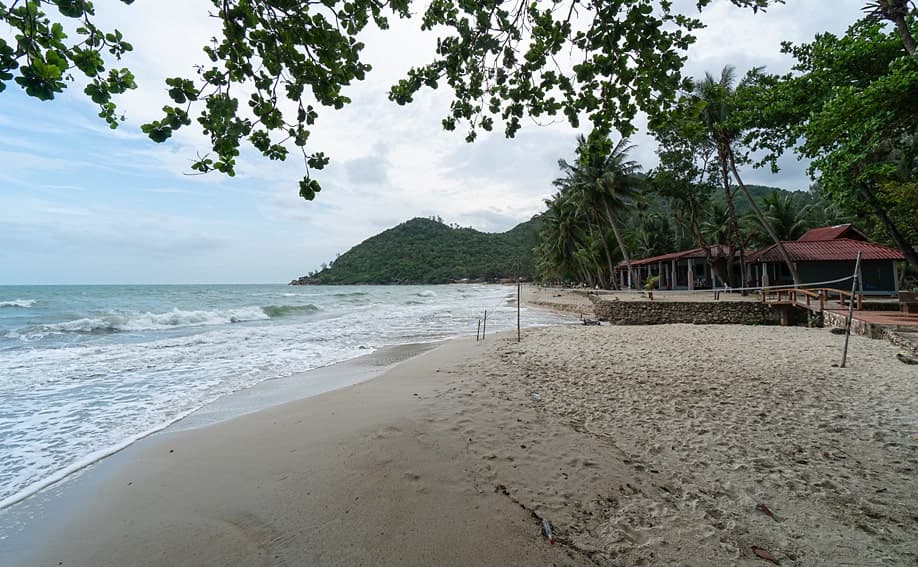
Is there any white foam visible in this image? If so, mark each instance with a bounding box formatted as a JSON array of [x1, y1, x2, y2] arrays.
[[0, 285, 572, 509], [0, 300, 35, 308], [25, 307, 270, 337]]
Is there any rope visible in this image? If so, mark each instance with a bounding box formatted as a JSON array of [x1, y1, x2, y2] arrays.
[[545, 274, 857, 295]]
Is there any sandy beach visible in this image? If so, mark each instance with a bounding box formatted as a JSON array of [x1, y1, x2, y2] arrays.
[[4, 319, 917, 566]]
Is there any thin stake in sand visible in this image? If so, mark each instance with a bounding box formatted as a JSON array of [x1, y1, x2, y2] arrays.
[[517, 280, 521, 343], [841, 251, 862, 369]]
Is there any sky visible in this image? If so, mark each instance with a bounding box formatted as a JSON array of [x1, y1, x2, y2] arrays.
[[0, 0, 869, 284]]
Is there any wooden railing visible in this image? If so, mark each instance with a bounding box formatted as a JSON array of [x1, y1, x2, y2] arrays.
[[760, 287, 862, 312]]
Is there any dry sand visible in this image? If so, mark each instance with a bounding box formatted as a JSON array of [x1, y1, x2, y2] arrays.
[[6, 324, 917, 566]]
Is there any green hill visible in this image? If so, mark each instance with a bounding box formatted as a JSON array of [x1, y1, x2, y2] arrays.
[[291, 217, 541, 285]]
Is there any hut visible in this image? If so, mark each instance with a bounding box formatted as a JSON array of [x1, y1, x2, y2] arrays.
[[745, 238, 904, 293], [618, 224, 905, 294], [617, 245, 738, 290]]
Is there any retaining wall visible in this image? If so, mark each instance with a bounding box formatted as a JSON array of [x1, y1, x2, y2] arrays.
[[589, 297, 793, 326]]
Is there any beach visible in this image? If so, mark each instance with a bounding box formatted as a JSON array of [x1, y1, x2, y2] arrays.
[[4, 311, 916, 566]]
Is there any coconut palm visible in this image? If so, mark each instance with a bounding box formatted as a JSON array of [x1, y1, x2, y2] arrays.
[[701, 201, 732, 246], [763, 192, 812, 241], [693, 65, 801, 285], [864, 0, 917, 55], [567, 135, 642, 288]]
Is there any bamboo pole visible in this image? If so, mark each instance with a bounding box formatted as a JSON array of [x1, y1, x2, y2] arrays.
[[517, 280, 521, 342], [841, 252, 862, 368], [482, 310, 487, 340], [477, 319, 481, 341]]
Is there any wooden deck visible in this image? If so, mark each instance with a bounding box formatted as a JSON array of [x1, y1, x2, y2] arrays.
[[762, 288, 918, 353], [823, 309, 918, 330]]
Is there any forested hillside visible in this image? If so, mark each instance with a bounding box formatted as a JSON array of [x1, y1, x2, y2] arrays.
[[291, 217, 540, 284]]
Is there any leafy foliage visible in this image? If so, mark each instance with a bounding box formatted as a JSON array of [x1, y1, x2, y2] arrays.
[[740, 14, 918, 270], [293, 217, 540, 285], [1, 0, 781, 199], [535, 135, 643, 287], [0, 0, 137, 126]]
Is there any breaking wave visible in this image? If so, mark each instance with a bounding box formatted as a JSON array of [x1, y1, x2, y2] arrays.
[[0, 299, 35, 308], [261, 304, 319, 318], [23, 307, 271, 336]]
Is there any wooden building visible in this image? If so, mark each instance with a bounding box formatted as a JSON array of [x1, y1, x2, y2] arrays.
[[745, 225, 904, 293], [618, 225, 905, 293]]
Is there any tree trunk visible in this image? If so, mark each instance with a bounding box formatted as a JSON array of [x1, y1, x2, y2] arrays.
[[858, 183, 918, 272], [595, 223, 620, 289], [727, 149, 801, 286], [893, 13, 917, 55], [603, 200, 634, 288], [718, 146, 746, 295], [688, 199, 728, 286], [584, 221, 609, 289]]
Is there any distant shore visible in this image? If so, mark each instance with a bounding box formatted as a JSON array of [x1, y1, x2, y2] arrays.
[[4, 321, 916, 565]]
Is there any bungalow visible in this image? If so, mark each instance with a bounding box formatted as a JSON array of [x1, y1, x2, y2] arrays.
[[618, 224, 905, 294], [617, 244, 738, 290], [745, 225, 904, 294]]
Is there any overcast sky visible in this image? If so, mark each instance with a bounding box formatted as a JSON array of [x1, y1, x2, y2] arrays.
[[1, 0, 868, 284]]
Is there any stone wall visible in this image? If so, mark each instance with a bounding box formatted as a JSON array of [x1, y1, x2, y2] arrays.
[[589, 297, 790, 326], [821, 310, 918, 356]]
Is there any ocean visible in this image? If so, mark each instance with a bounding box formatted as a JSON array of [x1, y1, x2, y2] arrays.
[[0, 284, 569, 510]]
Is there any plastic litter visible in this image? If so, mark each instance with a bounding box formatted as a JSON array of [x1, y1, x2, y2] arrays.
[[541, 518, 555, 544]]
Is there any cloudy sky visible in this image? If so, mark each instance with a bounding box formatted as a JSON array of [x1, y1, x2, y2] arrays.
[[1, 0, 868, 284]]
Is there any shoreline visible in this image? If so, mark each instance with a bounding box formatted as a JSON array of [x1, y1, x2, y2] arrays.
[[4, 323, 915, 565], [0, 341, 439, 516], [2, 333, 581, 567], [2, 283, 569, 519]]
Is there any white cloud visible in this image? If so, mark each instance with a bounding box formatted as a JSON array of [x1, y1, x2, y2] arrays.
[[0, 0, 871, 282]]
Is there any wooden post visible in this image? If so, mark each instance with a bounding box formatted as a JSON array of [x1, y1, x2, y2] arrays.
[[841, 252, 862, 368], [517, 280, 521, 342], [482, 310, 487, 340], [477, 319, 481, 341]]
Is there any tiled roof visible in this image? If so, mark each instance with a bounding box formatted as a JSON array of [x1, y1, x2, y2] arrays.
[[748, 239, 904, 263], [617, 245, 737, 268], [797, 224, 868, 242]]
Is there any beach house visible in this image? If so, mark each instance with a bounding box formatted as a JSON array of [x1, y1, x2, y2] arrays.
[[619, 224, 905, 294], [745, 225, 904, 293]]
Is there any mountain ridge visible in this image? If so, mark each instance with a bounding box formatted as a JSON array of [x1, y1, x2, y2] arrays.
[[290, 216, 541, 285]]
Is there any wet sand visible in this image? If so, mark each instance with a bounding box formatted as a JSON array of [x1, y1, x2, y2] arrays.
[[4, 323, 916, 566]]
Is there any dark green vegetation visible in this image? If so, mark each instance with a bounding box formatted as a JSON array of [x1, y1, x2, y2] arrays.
[[537, 3, 917, 287], [534, 132, 851, 288], [293, 217, 540, 285], [2, 0, 775, 199], [294, 183, 820, 286]]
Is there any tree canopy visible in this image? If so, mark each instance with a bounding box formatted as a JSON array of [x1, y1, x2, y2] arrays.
[[1, 0, 779, 199], [739, 12, 918, 270]]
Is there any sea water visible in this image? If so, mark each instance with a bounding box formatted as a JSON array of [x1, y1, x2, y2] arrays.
[[0, 284, 569, 509]]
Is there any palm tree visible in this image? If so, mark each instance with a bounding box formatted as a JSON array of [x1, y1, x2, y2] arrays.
[[762, 192, 811, 241], [701, 201, 732, 246], [553, 161, 614, 287], [864, 0, 917, 55], [694, 65, 801, 286], [569, 135, 642, 288], [537, 191, 592, 284]]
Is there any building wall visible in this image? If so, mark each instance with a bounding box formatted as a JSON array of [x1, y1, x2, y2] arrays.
[[797, 260, 896, 293]]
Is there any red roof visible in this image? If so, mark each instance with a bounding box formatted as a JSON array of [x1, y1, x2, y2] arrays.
[[797, 224, 867, 242], [617, 244, 739, 269], [748, 239, 903, 263]]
